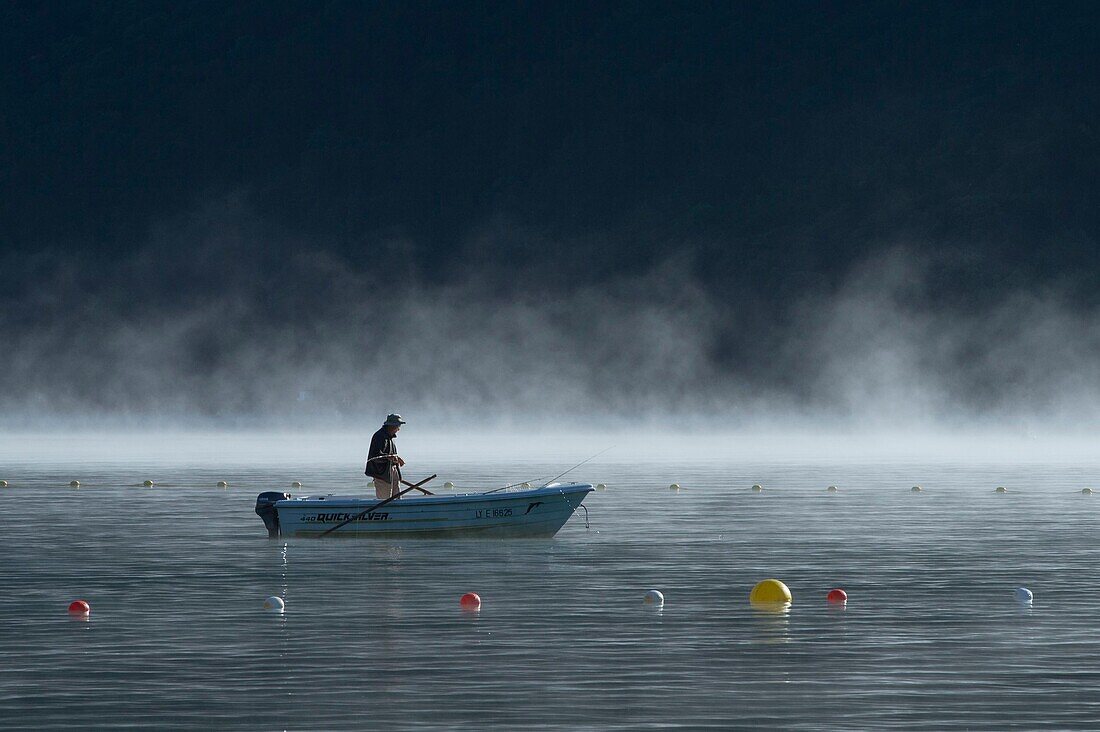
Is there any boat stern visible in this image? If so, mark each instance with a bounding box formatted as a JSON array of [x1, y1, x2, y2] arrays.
[[255, 491, 291, 537]]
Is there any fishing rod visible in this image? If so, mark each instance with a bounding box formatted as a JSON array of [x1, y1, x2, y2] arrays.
[[480, 446, 613, 495]]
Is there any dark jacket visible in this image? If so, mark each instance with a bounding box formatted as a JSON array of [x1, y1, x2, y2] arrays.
[[364, 427, 398, 479]]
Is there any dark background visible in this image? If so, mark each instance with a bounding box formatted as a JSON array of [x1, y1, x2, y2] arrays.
[[2, 1, 1098, 425]]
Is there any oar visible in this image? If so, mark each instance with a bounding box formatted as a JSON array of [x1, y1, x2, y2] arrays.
[[368, 455, 431, 494], [320, 474, 437, 537], [395, 462, 433, 495], [401, 478, 434, 495]]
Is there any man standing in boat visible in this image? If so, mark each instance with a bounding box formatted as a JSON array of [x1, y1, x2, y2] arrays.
[[365, 414, 407, 499]]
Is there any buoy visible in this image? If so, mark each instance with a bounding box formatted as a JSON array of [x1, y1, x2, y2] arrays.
[[460, 592, 481, 611], [827, 588, 847, 603], [995, 486, 1007, 493], [911, 485, 922, 492], [70, 480, 80, 488], [443, 481, 455, 490], [1083, 488, 1094, 495], [217, 481, 229, 488], [68, 600, 90, 615], [1014, 587, 1033, 603], [291, 481, 302, 488], [143, 480, 154, 487], [669, 483, 681, 491], [750, 579, 792, 605], [263, 596, 285, 613], [643, 589, 664, 606], [827, 485, 838, 492], [595, 483, 607, 491], [0, 480, 8, 487], [521, 482, 532, 489]]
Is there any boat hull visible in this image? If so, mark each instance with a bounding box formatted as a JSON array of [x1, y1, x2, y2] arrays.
[[266, 483, 593, 538]]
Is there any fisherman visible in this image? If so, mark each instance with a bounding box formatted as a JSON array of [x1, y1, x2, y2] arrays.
[[365, 414, 407, 499]]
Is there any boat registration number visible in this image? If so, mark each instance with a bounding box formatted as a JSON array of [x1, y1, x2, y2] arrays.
[[475, 508, 513, 519]]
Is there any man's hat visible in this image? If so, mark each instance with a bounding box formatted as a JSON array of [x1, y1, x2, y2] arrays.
[[384, 413, 406, 426]]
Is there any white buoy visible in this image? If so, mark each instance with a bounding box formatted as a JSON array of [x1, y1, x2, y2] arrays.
[[143, 480, 154, 487], [263, 596, 285, 613], [911, 485, 922, 492], [643, 589, 664, 606], [669, 483, 681, 491], [751, 484, 763, 492], [217, 481, 229, 488], [1014, 587, 1033, 603], [70, 480, 80, 488], [291, 481, 302, 488], [995, 486, 1007, 493], [443, 481, 455, 490], [595, 483, 607, 491], [521, 482, 532, 489], [826, 485, 838, 492], [1083, 488, 1095, 495]]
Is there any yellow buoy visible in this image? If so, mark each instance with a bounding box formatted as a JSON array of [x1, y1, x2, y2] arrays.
[[217, 481, 229, 488], [669, 483, 681, 491], [70, 480, 80, 488], [827, 485, 838, 492], [911, 485, 922, 492], [143, 480, 154, 487], [751, 484, 763, 492], [1083, 487, 1095, 495], [291, 481, 302, 488], [595, 483, 607, 491], [994, 486, 1007, 493], [750, 579, 792, 605], [443, 481, 455, 490]]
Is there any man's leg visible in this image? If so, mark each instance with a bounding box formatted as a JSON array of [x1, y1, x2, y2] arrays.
[[373, 467, 399, 499], [387, 466, 400, 498]]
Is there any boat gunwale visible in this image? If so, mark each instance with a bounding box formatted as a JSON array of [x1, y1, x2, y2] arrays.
[[274, 482, 593, 509]]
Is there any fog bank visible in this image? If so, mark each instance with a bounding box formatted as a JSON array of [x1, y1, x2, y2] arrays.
[[4, 208, 1100, 433]]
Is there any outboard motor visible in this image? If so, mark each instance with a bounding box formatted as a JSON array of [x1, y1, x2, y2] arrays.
[[255, 492, 291, 537]]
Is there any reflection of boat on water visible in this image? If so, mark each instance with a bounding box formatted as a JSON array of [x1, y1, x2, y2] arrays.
[[255, 483, 593, 538]]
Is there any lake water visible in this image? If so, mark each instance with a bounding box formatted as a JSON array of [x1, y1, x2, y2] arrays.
[[2, 432, 1100, 729]]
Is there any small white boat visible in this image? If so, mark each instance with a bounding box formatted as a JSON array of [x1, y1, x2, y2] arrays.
[[255, 483, 593, 538]]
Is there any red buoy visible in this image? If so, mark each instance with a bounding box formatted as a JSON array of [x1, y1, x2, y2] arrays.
[[68, 600, 91, 615], [826, 588, 847, 603], [459, 592, 481, 610]]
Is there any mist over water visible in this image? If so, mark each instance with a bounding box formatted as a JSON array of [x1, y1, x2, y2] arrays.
[[4, 206, 1100, 434]]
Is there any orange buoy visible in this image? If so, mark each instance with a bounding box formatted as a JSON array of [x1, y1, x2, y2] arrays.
[[460, 592, 481, 610], [827, 588, 847, 603], [68, 600, 90, 615]]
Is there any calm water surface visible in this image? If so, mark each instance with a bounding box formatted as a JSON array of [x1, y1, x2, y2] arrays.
[[2, 436, 1100, 729]]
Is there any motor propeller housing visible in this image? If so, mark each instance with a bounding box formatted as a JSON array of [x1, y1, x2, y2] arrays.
[[255, 492, 291, 537]]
